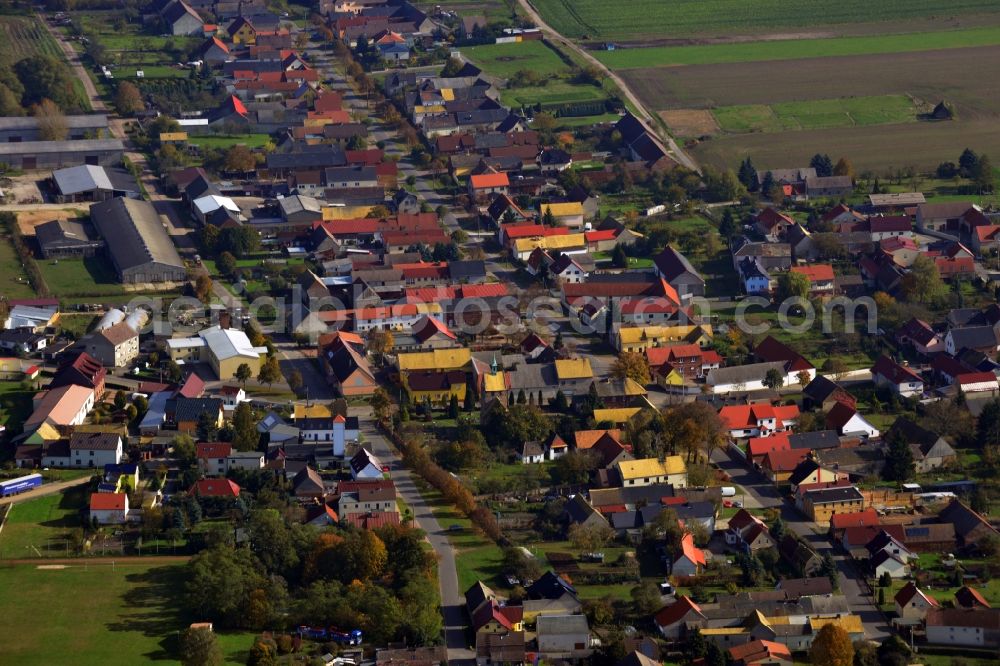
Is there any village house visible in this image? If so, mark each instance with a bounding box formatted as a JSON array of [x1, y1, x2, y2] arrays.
[[871, 355, 924, 397]]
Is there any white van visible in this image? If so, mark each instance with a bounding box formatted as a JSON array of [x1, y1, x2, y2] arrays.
[[720, 486, 737, 497]]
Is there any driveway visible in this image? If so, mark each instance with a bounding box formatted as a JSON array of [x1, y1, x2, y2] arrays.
[[352, 407, 476, 664]]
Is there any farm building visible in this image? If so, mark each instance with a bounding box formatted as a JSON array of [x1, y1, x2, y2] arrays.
[[52, 165, 140, 203], [89, 198, 187, 284], [0, 138, 125, 170], [0, 114, 109, 142], [34, 219, 105, 259]]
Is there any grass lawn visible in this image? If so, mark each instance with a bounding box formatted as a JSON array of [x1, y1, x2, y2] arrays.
[[0, 380, 34, 438], [0, 486, 88, 559], [555, 113, 622, 128], [110, 65, 190, 79], [464, 40, 568, 79], [188, 134, 273, 150], [56, 313, 99, 339], [36, 257, 125, 297], [502, 80, 607, 108], [594, 25, 1000, 68], [0, 233, 37, 299], [0, 563, 257, 665]]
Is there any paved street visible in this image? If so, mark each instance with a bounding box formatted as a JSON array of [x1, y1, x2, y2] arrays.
[[352, 407, 475, 665], [0, 475, 92, 507], [712, 448, 891, 639]]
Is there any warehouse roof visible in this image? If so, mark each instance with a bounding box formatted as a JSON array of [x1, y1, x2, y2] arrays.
[[0, 138, 124, 155], [0, 114, 109, 130], [89, 197, 184, 273]]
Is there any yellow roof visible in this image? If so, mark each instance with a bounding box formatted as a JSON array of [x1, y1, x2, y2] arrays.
[[700, 628, 748, 635], [414, 105, 446, 113], [440, 88, 455, 101], [616, 456, 686, 480], [809, 615, 864, 634], [555, 358, 593, 380], [542, 202, 584, 218], [622, 377, 648, 396], [397, 348, 472, 372], [617, 324, 713, 346], [594, 407, 642, 423], [483, 371, 507, 393], [159, 132, 188, 141], [323, 205, 374, 220], [294, 403, 332, 419], [33, 422, 61, 442], [513, 233, 588, 253]]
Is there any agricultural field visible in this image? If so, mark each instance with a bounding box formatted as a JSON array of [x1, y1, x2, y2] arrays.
[[531, 0, 1000, 42], [593, 26, 1000, 69], [0, 563, 257, 665], [0, 15, 63, 60], [413, 0, 513, 22], [711, 95, 920, 134], [617, 43, 1000, 172]]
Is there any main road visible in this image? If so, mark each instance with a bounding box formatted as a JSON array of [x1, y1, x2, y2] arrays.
[[514, 0, 699, 172], [351, 406, 475, 665]]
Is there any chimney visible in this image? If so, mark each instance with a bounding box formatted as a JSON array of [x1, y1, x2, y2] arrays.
[[219, 309, 231, 330]]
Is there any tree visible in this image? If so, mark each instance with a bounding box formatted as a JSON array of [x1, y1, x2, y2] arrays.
[[114, 81, 144, 116], [235, 363, 252, 388], [882, 428, 914, 481], [232, 402, 258, 451], [763, 367, 785, 390], [247, 636, 278, 666], [218, 226, 260, 258], [542, 206, 556, 227], [31, 99, 67, 141], [833, 157, 854, 178], [366, 328, 394, 360], [179, 626, 222, 666], [257, 356, 281, 388], [610, 352, 650, 385], [195, 273, 213, 302], [776, 270, 810, 302], [170, 433, 197, 466], [16, 56, 80, 110], [959, 147, 979, 177], [821, 552, 839, 590], [810, 153, 834, 177], [197, 411, 219, 442], [371, 387, 392, 422], [611, 243, 628, 268], [552, 390, 569, 412], [288, 370, 303, 395], [630, 581, 662, 615], [809, 623, 854, 666], [568, 522, 614, 552], [973, 154, 995, 192], [223, 144, 257, 173], [719, 208, 737, 238], [737, 157, 758, 191], [662, 401, 726, 462], [114, 389, 127, 410], [977, 399, 1000, 452], [216, 251, 237, 276], [900, 255, 945, 303], [448, 394, 459, 419]]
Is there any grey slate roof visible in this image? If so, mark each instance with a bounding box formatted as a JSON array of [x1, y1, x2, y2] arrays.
[[0, 138, 124, 156], [53, 165, 137, 196], [0, 115, 109, 131], [89, 198, 184, 274]]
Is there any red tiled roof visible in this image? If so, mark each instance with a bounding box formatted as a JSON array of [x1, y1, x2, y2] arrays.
[[761, 448, 808, 472], [654, 595, 704, 628], [196, 442, 232, 459], [747, 433, 791, 458], [957, 371, 999, 386], [502, 223, 569, 240], [90, 492, 127, 511], [829, 509, 879, 530], [343, 511, 400, 529], [790, 264, 835, 282], [679, 532, 706, 566], [191, 479, 241, 497], [871, 355, 922, 385], [470, 172, 509, 189]]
